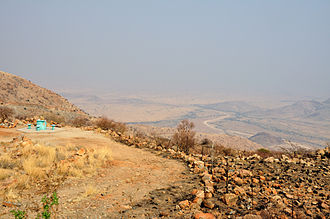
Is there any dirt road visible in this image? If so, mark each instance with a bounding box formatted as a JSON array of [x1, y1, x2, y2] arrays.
[[202, 113, 232, 132], [1, 128, 199, 218]]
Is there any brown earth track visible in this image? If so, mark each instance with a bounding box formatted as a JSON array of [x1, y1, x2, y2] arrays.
[[0, 127, 199, 218]]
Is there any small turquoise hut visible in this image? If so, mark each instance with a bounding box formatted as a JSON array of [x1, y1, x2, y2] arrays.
[[36, 120, 47, 131]]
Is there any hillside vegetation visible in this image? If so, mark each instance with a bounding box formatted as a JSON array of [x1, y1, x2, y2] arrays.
[[0, 71, 86, 122]]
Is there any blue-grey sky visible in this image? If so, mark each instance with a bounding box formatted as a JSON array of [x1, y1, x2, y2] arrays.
[[0, 0, 329, 98]]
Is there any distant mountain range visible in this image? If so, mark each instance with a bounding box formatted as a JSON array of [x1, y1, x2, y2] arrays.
[[60, 87, 330, 150], [190, 99, 330, 149], [198, 99, 330, 121], [248, 132, 284, 147], [246, 99, 330, 121], [196, 101, 261, 113]]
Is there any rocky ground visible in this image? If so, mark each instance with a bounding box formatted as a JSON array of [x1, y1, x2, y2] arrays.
[[0, 125, 329, 218], [93, 127, 329, 218]]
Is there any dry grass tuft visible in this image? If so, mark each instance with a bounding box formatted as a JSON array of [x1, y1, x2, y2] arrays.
[[0, 154, 17, 169], [92, 147, 112, 166], [22, 157, 46, 179], [14, 174, 30, 190], [56, 160, 71, 175], [4, 189, 18, 201], [0, 168, 12, 180], [84, 184, 98, 197], [0, 137, 113, 202]]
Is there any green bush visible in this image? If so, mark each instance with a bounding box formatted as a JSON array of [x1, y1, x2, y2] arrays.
[[11, 191, 59, 219], [11, 209, 25, 219], [257, 148, 271, 154]]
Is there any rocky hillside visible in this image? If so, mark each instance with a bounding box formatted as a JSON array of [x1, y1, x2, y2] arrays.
[[247, 99, 330, 121], [87, 126, 330, 218], [0, 71, 86, 120]]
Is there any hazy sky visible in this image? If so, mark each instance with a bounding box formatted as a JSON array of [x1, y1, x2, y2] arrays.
[[1, 1, 329, 98]]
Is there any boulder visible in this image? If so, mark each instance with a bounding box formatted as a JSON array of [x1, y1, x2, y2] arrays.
[[223, 193, 238, 206], [179, 200, 190, 209], [239, 169, 252, 177], [233, 177, 244, 186], [243, 214, 262, 219], [76, 148, 86, 156], [194, 212, 216, 219], [234, 186, 246, 196], [264, 157, 275, 163], [202, 199, 215, 209]]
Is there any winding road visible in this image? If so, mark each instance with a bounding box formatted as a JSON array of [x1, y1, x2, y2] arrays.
[[202, 112, 251, 137], [202, 113, 232, 132]]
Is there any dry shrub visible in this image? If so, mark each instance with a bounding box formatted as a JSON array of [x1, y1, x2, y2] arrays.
[[171, 120, 196, 154], [279, 141, 314, 159], [0, 154, 18, 169], [256, 148, 272, 158], [134, 130, 147, 139], [214, 144, 236, 156], [55, 148, 67, 161], [65, 143, 79, 151], [68, 168, 83, 177], [22, 144, 112, 178], [3, 189, 18, 201], [43, 112, 65, 124], [14, 175, 30, 190], [71, 157, 85, 169], [150, 132, 171, 148], [21, 143, 57, 179], [95, 116, 126, 133], [0, 106, 14, 122], [93, 147, 112, 161], [56, 161, 71, 175], [0, 137, 113, 203], [21, 143, 56, 170], [22, 157, 46, 178], [243, 148, 283, 159], [192, 141, 237, 157], [67, 147, 112, 177], [71, 116, 89, 127], [14, 114, 28, 120]]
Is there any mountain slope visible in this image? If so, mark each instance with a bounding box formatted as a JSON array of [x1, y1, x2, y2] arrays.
[[0, 71, 86, 118], [247, 100, 330, 121], [249, 132, 284, 147], [323, 98, 330, 105]]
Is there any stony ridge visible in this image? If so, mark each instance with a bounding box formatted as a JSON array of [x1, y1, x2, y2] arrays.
[[88, 126, 330, 218], [0, 71, 85, 115]]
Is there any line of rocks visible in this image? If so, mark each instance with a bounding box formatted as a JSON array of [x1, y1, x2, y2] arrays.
[[89, 127, 329, 218]]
